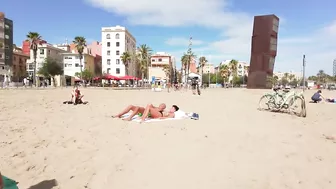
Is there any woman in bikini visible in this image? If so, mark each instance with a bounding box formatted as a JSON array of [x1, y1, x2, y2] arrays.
[[112, 103, 166, 121]]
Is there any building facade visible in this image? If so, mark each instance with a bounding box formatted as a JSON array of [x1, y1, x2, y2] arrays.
[[219, 60, 249, 76], [101, 25, 136, 76], [202, 63, 215, 74], [273, 71, 302, 81], [62, 53, 95, 77], [247, 14, 279, 89], [0, 12, 13, 82], [12, 46, 29, 81], [22, 40, 48, 55], [149, 52, 175, 81], [26, 43, 67, 77]]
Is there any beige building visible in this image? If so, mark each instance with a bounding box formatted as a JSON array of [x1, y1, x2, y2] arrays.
[[149, 52, 175, 81], [273, 71, 302, 80], [202, 63, 215, 74]]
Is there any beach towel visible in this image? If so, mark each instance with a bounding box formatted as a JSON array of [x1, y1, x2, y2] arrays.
[[121, 110, 199, 123], [2, 175, 19, 189]]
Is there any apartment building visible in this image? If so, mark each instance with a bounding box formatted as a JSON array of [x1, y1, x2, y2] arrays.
[[273, 71, 302, 81], [62, 52, 95, 77], [12, 46, 29, 81], [219, 60, 249, 76], [26, 43, 67, 77], [22, 39, 48, 55], [0, 12, 13, 82], [202, 63, 215, 74], [149, 52, 175, 81], [101, 25, 136, 76]]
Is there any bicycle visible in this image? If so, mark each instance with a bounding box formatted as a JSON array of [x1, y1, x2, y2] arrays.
[[258, 88, 306, 117]]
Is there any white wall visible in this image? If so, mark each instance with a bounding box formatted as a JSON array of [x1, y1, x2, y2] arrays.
[[26, 44, 66, 77], [101, 26, 136, 76], [63, 54, 87, 77]]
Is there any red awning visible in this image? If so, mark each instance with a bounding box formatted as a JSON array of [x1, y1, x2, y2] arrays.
[[104, 74, 120, 80], [119, 75, 139, 80], [93, 77, 101, 81]]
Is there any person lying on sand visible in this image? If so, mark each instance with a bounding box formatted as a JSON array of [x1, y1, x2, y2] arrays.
[[112, 103, 166, 121], [311, 90, 325, 103], [139, 105, 179, 123], [325, 97, 336, 103], [71, 86, 84, 104]]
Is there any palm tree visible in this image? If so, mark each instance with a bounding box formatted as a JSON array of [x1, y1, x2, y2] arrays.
[[26, 32, 42, 86], [181, 54, 189, 82], [288, 74, 295, 82], [317, 70, 326, 84], [162, 65, 171, 82], [73, 36, 87, 80], [137, 44, 152, 80], [219, 64, 230, 84], [186, 52, 196, 78], [120, 52, 131, 75], [198, 56, 207, 76], [228, 59, 238, 77]]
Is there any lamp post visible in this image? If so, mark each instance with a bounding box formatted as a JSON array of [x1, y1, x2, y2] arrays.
[[302, 55, 306, 91]]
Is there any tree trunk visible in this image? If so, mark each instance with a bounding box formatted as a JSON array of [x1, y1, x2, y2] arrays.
[[33, 50, 37, 87], [80, 56, 83, 80]]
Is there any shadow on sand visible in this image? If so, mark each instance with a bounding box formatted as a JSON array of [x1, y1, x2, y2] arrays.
[[27, 179, 58, 189]]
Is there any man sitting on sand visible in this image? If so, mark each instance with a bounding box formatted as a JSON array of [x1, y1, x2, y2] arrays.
[[112, 103, 166, 121], [139, 105, 179, 123], [311, 90, 325, 103]]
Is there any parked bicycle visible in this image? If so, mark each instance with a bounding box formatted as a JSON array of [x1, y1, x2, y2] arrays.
[[258, 88, 306, 117]]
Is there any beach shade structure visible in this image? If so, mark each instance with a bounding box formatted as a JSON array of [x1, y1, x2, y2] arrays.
[[188, 73, 201, 78], [93, 76, 101, 81], [119, 75, 139, 80], [74, 77, 81, 82], [104, 74, 120, 80]]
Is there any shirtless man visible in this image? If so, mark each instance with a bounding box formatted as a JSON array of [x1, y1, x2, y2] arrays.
[[112, 103, 166, 121], [140, 105, 179, 123]]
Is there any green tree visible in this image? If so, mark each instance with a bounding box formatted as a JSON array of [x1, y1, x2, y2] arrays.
[[73, 36, 87, 80], [228, 59, 238, 77], [289, 78, 299, 87], [162, 65, 171, 82], [198, 56, 207, 76], [137, 44, 152, 80], [26, 32, 42, 86], [75, 69, 93, 82], [219, 64, 230, 83], [181, 53, 189, 82], [120, 51, 131, 75], [37, 58, 63, 86]]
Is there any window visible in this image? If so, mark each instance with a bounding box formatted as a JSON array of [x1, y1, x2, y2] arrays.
[[116, 68, 120, 74], [0, 53, 2, 58], [270, 37, 277, 51], [116, 42, 120, 47], [75, 56, 79, 59], [64, 64, 68, 67], [272, 18, 279, 32], [115, 33, 119, 39], [75, 63, 80, 67], [107, 59, 111, 65], [48, 50, 51, 54], [28, 64, 33, 70], [107, 50, 110, 55], [107, 68, 111, 74], [116, 59, 120, 64], [40, 49, 45, 55], [5, 56, 9, 59], [269, 57, 275, 70], [158, 58, 162, 62], [107, 42, 110, 47], [5, 45, 9, 49], [116, 50, 119, 55], [13, 56, 16, 61], [5, 24, 9, 29], [106, 34, 110, 39], [4, 35, 9, 39], [152, 59, 155, 62]]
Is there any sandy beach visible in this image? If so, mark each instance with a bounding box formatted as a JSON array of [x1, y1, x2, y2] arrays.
[[1, 88, 336, 189]]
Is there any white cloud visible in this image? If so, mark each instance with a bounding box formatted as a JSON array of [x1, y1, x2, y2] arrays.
[[85, 0, 336, 75], [165, 37, 204, 46]]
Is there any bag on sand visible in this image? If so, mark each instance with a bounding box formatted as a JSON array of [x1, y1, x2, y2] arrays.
[[2, 175, 19, 189]]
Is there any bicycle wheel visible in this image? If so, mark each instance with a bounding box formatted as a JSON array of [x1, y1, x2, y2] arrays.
[[258, 94, 275, 111], [289, 96, 306, 117]]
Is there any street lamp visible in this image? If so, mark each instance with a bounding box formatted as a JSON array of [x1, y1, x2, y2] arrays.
[[208, 70, 210, 87]]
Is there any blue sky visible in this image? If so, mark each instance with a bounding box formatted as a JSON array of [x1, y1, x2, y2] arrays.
[[3, 0, 336, 76]]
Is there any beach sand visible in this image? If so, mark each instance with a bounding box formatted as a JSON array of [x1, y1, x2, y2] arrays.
[[1, 88, 336, 189]]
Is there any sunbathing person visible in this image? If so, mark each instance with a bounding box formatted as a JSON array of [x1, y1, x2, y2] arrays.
[[140, 105, 179, 123], [71, 86, 84, 104], [311, 90, 325, 103], [326, 97, 335, 103], [113, 103, 166, 121]]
